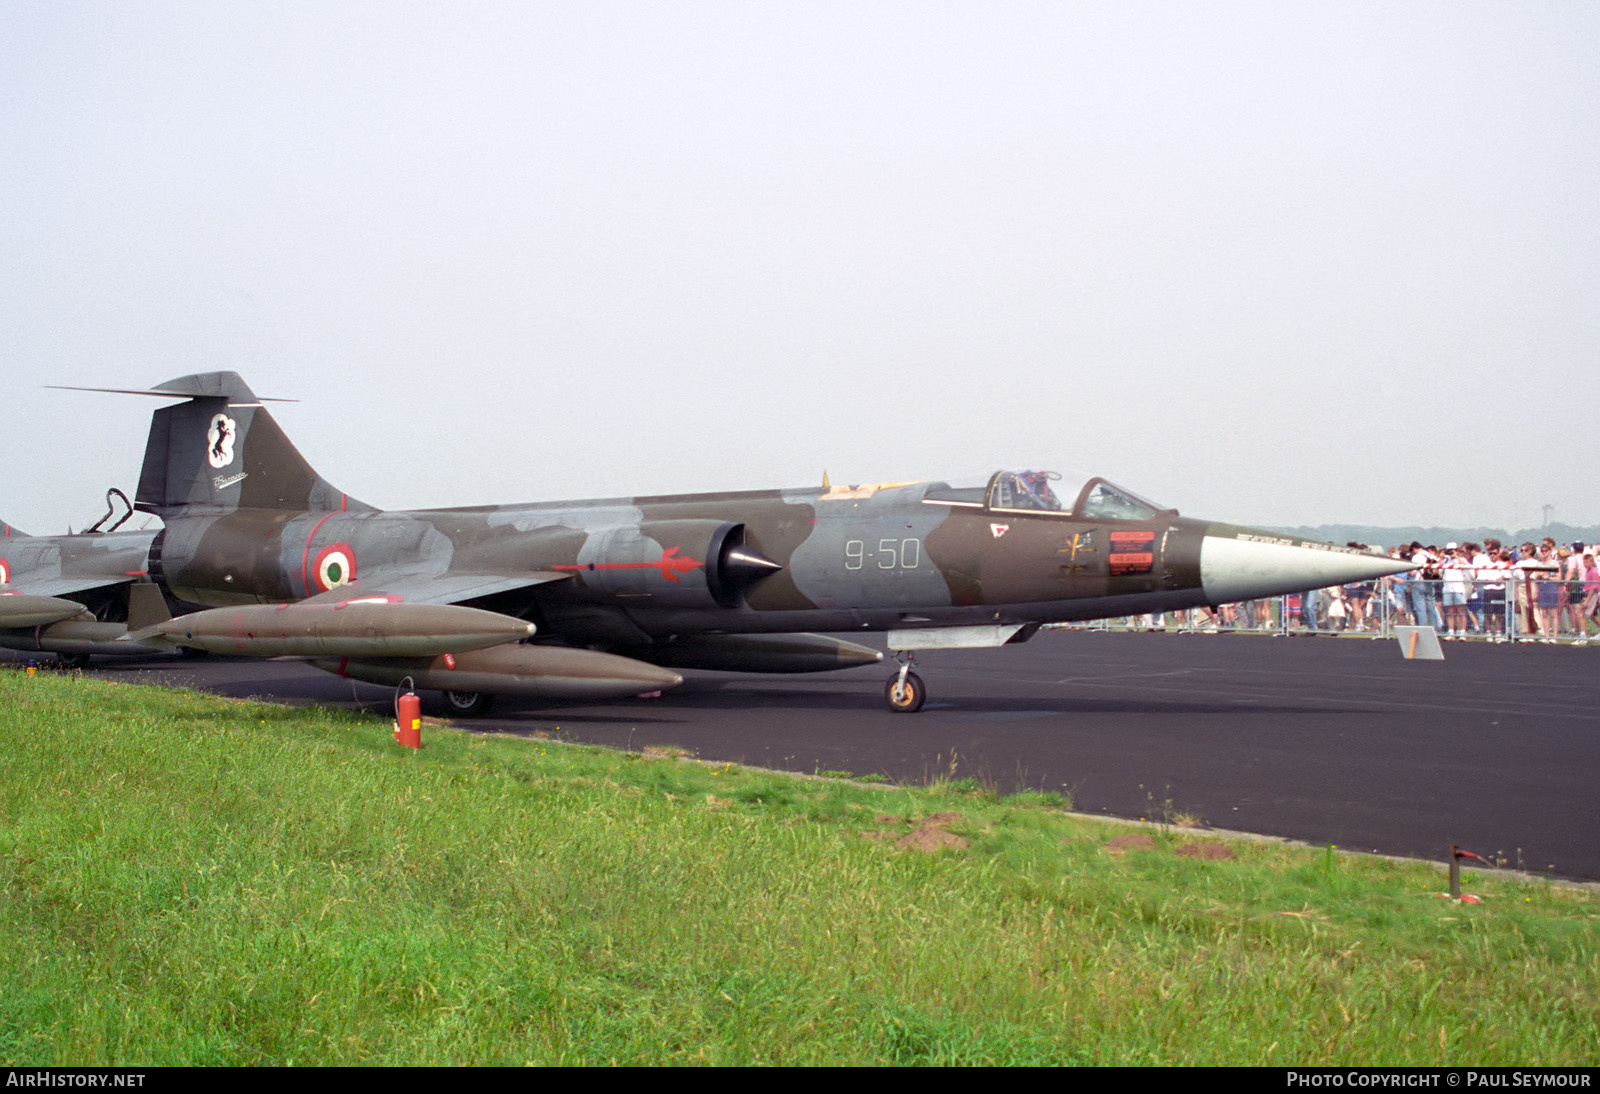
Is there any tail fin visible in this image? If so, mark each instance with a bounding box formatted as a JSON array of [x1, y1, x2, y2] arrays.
[[134, 372, 373, 518], [1, 520, 27, 539]]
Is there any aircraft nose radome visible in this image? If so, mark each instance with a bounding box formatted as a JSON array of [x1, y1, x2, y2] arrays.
[[1199, 531, 1415, 605]]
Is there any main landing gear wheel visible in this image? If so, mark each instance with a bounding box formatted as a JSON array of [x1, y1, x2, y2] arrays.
[[443, 690, 494, 717], [57, 653, 91, 671], [884, 670, 926, 714]]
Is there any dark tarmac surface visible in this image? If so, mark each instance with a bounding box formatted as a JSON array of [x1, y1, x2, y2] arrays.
[[10, 629, 1598, 880]]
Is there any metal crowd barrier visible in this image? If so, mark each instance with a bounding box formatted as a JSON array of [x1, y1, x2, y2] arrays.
[[1066, 575, 1599, 645]]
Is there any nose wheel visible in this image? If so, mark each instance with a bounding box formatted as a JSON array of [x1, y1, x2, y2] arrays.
[[884, 655, 925, 713]]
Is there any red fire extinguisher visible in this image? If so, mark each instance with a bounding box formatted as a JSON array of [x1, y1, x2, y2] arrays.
[[394, 687, 422, 750]]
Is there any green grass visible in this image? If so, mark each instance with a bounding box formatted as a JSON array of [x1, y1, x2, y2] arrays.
[[1, 666, 1596, 1065]]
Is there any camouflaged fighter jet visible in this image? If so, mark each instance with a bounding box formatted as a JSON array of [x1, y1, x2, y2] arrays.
[[67, 372, 1412, 714], [0, 501, 167, 667]]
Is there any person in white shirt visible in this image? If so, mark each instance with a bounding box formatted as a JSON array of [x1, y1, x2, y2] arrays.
[[1475, 541, 1505, 641], [1440, 543, 1471, 637]]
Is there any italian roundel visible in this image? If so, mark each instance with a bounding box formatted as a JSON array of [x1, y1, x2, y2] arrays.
[[311, 543, 357, 592], [0, 559, 9, 586]]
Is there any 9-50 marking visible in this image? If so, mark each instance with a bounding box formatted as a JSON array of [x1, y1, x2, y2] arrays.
[[844, 538, 921, 572]]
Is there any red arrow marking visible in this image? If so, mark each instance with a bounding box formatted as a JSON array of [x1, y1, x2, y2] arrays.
[[553, 546, 704, 583]]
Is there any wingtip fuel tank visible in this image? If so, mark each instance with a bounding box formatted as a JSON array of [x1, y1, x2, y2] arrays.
[[144, 601, 537, 658], [0, 593, 91, 630], [310, 644, 684, 701]]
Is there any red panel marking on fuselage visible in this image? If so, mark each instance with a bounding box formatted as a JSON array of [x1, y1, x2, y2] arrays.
[[300, 512, 338, 596], [1108, 530, 1156, 576], [1109, 553, 1155, 575], [552, 546, 703, 583]]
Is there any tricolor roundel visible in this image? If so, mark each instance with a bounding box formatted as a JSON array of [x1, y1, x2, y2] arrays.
[[0, 559, 9, 586], [311, 543, 357, 592]]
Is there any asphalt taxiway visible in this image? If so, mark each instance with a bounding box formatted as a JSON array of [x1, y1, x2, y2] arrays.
[[9, 629, 1598, 880]]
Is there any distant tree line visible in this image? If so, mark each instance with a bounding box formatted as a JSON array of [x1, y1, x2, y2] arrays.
[[1268, 523, 1600, 549]]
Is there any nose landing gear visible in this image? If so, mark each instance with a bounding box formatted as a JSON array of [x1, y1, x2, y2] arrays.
[[884, 653, 925, 713]]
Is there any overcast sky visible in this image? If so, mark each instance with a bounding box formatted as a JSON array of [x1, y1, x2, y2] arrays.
[[5, 2, 1596, 535]]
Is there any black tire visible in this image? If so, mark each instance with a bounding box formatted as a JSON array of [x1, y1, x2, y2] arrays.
[[57, 653, 91, 670], [884, 671, 926, 714], [442, 690, 494, 717]]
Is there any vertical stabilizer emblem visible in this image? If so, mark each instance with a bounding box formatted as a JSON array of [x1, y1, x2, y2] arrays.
[[207, 414, 237, 469]]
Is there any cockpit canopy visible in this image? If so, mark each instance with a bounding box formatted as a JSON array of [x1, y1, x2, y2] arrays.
[[986, 469, 1067, 512], [925, 470, 1173, 520]]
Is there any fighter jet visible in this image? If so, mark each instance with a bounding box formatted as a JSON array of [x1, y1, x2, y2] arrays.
[[66, 372, 1410, 714], [0, 502, 164, 666]]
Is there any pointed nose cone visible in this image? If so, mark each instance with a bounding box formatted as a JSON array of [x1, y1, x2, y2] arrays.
[[1199, 525, 1415, 604]]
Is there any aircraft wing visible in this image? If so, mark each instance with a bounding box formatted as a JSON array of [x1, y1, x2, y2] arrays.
[[296, 569, 573, 608], [0, 526, 154, 601], [6, 572, 141, 600]]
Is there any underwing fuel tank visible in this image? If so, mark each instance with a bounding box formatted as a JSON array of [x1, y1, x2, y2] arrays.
[[309, 644, 684, 700], [0, 594, 90, 629], [645, 633, 883, 674], [0, 620, 137, 657], [145, 601, 536, 657]]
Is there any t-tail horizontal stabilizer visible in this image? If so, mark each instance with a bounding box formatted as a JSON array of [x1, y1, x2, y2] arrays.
[[60, 372, 368, 518]]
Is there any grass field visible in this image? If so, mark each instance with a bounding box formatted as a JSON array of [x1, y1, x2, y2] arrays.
[[1, 666, 1595, 1065]]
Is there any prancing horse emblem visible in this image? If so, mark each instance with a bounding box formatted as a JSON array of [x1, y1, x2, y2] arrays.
[[206, 414, 237, 469]]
